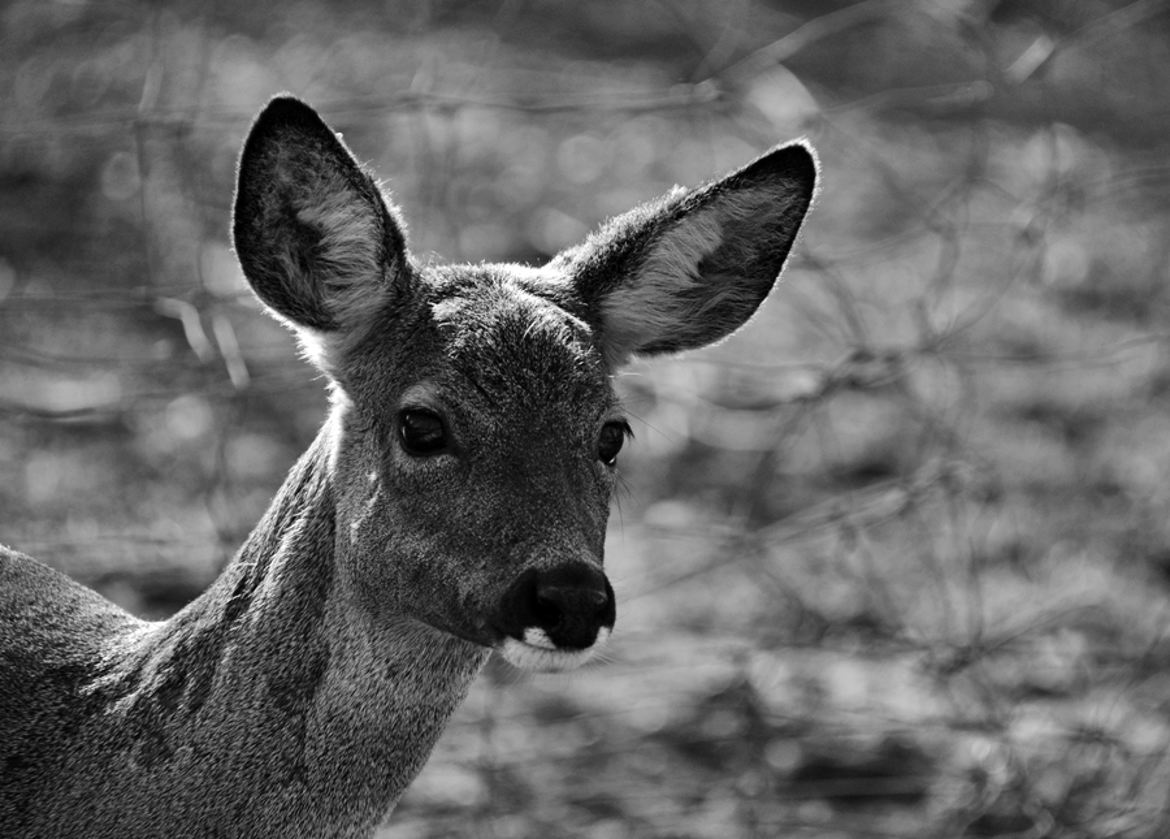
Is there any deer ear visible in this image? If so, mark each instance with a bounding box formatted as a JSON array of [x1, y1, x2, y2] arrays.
[[558, 143, 817, 366], [232, 96, 410, 367]]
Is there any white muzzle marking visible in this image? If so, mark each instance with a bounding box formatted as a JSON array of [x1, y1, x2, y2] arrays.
[[500, 626, 611, 672]]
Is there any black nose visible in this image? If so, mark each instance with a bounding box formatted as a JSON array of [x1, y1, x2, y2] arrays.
[[495, 564, 615, 650]]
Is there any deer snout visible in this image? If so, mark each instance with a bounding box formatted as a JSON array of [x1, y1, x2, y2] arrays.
[[494, 564, 615, 672]]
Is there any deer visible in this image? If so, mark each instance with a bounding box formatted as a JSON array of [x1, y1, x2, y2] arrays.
[[0, 95, 816, 837]]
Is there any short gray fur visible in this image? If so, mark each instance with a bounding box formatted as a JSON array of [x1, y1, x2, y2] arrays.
[[0, 96, 816, 838]]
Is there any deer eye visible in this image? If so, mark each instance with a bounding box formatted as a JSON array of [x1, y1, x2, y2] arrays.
[[597, 420, 631, 466], [398, 409, 450, 457]]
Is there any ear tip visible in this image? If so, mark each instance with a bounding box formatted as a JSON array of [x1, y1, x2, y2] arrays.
[[250, 94, 324, 135], [234, 94, 329, 255], [237, 95, 336, 194], [721, 140, 818, 205], [782, 139, 820, 175], [760, 140, 819, 196]]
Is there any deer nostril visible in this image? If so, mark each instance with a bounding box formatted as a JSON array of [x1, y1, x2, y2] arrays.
[[535, 582, 608, 622], [534, 584, 609, 628], [534, 591, 564, 628]]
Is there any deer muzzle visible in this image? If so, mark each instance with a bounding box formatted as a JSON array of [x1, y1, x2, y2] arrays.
[[492, 563, 615, 672]]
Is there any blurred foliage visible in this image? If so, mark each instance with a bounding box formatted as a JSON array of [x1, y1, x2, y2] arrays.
[[3, 0, 1170, 836]]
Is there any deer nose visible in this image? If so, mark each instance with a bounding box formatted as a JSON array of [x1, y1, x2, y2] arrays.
[[496, 564, 616, 650]]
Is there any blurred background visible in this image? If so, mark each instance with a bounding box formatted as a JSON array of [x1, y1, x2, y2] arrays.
[[3, 0, 1170, 836]]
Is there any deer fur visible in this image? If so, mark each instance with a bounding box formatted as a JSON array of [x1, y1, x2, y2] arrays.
[[0, 95, 816, 838]]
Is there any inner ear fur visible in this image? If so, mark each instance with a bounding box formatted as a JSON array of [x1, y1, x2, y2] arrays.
[[232, 96, 410, 340], [560, 142, 817, 365]]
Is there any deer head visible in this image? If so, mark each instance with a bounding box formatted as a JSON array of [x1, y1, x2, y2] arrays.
[[232, 96, 816, 673]]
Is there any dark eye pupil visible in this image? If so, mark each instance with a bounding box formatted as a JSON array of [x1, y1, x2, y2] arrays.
[[399, 409, 448, 456], [598, 421, 628, 465]]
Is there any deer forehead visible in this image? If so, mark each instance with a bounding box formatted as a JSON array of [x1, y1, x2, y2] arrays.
[[419, 266, 613, 417]]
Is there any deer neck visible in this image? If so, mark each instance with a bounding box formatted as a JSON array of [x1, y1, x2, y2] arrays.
[[103, 417, 490, 832]]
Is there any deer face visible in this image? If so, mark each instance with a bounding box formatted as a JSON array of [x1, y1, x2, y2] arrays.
[[233, 96, 815, 673], [331, 265, 621, 670]]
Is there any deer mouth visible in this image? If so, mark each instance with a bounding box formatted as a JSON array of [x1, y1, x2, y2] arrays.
[[498, 626, 611, 672]]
